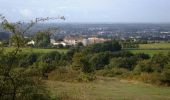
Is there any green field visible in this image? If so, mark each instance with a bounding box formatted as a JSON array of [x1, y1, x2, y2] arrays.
[[3, 47, 68, 54], [129, 49, 170, 56], [139, 43, 170, 49], [127, 43, 170, 56], [46, 77, 170, 100]]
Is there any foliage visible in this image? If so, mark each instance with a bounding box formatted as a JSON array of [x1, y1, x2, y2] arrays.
[[77, 72, 96, 82], [19, 53, 38, 68], [0, 15, 64, 99], [134, 60, 153, 74], [39, 51, 61, 64], [34, 32, 51, 47], [48, 67, 79, 82], [160, 62, 170, 85], [72, 52, 93, 73], [90, 52, 112, 70], [150, 53, 169, 72], [106, 57, 138, 70], [83, 41, 122, 53]]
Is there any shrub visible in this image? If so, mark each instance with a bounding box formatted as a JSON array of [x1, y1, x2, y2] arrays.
[[77, 72, 96, 82], [96, 68, 129, 77], [160, 62, 170, 85], [151, 53, 168, 72], [140, 72, 161, 84], [32, 62, 56, 78], [133, 60, 153, 74], [39, 51, 61, 64], [106, 57, 137, 70], [19, 53, 38, 67], [135, 53, 150, 59], [48, 68, 79, 82], [90, 52, 112, 70], [83, 41, 122, 53]]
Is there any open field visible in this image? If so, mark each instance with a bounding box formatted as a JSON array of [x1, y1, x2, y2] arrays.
[[3, 47, 68, 54], [127, 43, 170, 56], [139, 43, 170, 49], [46, 77, 170, 100], [128, 49, 170, 56]]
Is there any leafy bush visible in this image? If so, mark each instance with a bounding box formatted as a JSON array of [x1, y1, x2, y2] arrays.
[[77, 73, 96, 82], [48, 68, 79, 82], [96, 68, 129, 77], [106, 57, 138, 70], [83, 41, 122, 53], [140, 72, 161, 84], [72, 52, 94, 73], [19, 53, 38, 67], [160, 62, 170, 85], [134, 60, 153, 74], [90, 52, 113, 70], [39, 51, 61, 64]]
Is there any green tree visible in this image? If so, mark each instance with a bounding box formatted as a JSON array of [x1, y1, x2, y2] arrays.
[[72, 52, 93, 73], [90, 52, 113, 70], [151, 53, 168, 72], [34, 32, 51, 47], [134, 60, 153, 74], [83, 41, 122, 53], [161, 62, 170, 85], [0, 15, 64, 100]]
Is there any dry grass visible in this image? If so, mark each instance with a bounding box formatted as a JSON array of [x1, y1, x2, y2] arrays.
[[46, 77, 170, 100]]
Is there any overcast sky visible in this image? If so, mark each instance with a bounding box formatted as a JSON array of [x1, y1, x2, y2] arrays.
[[0, 0, 170, 23]]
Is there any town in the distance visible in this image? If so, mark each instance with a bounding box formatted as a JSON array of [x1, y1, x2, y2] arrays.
[[0, 23, 170, 47]]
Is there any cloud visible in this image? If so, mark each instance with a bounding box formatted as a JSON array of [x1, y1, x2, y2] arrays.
[[20, 9, 32, 17]]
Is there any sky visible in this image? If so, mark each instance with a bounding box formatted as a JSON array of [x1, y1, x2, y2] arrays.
[[0, 0, 170, 23]]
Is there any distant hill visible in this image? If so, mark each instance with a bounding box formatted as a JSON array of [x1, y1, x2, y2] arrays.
[[0, 32, 10, 41]]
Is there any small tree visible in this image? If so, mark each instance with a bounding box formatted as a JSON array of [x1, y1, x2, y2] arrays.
[[0, 14, 65, 100], [72, 52, 93, 73]]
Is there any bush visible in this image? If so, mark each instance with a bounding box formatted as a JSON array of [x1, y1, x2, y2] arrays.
[[140, 72, 161, 84], [77, 72, 96, 82], [106, 57, 137, 70], [160, 62, 170, 85], [32, 62, 56, 78], [39, 51, 61, 64], [151, 53, 169, 72], [96, 68, 129, 77], [90, 52, 113, 70], [48, 68, 79, 82], [133, 60, 153, 74], [135, 53, 150, 59], [83, 41, 122, 53], [19, 53, 38, 67]]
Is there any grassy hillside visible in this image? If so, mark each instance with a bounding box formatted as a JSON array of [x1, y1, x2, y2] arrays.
[[46, 77, 170, 100]]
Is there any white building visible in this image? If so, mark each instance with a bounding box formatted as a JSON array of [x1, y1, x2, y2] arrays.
[[27, 40, 35, 45], [51, 39, 68, 47], [64, 36, 83, 45], [52, 42, 67, 47], [50, 39, 56, 44]]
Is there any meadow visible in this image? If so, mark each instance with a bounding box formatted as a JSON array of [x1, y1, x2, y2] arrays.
[[46, 77, 170, 100], [128, 49, 170, 56], [127, 43, 170, 56], [139, 43, 170, 49]]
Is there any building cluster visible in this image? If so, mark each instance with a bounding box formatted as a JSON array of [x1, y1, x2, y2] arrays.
[[27, 35, 111, 47], [53, 36, 111, 47]]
